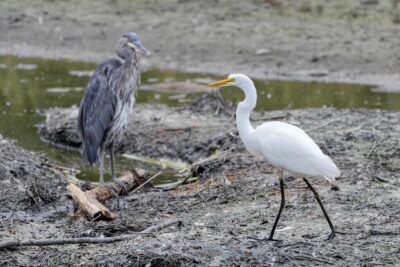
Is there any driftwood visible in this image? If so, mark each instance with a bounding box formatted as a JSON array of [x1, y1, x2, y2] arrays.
[[67, 169, 151, 221], [0, 219, 181, 250]]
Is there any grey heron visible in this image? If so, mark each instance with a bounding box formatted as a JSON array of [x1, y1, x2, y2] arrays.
[[77, 32, 150, 185], [209, 74, 341, 240]]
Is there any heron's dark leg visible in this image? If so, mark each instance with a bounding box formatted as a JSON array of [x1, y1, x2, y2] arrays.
[[303, 177, 336, 240], [109, 142, 128, 196], [110, 142, 116, 180], [99, 149, 105, 185], [268, 169, 285, 241]]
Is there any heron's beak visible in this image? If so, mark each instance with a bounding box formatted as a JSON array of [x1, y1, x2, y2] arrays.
[[208, 77, 235, 87], [128, 41, 151, 56]]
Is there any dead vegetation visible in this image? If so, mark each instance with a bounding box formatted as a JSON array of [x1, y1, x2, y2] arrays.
[[2, 94, 400, 265], [1, 0, 400, 263]]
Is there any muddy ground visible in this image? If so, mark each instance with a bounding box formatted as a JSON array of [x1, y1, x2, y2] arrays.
[[1, 94, 400, 266], [0, 0, 400, 91], [1, 0, 400, 266]]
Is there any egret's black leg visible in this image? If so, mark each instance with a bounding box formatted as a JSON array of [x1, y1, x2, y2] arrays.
[[268, 169, 285, 241], [303, 177, 336, 240]]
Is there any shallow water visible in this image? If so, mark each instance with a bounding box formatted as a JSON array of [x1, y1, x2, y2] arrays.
[[0, 55, 399, 183]]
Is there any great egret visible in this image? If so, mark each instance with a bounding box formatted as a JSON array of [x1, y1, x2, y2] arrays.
[[78, 32, 150, 185], [208, 74, 341, 240]]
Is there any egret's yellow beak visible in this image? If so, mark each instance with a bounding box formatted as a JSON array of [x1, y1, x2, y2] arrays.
[[208, 77, 235, 87]]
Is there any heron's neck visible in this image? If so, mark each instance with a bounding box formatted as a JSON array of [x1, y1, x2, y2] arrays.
[[236, 81, 257, 147], [123, 52, 139, 74], [117, 53, 139, 99]]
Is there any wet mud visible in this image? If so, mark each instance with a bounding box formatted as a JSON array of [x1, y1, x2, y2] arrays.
[[1, 0, 400, 265], [1, 94, 399, 266]]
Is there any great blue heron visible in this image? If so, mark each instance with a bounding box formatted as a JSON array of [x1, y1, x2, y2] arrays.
[[77, 32, 150, 185], [209, 74, 341, 240]]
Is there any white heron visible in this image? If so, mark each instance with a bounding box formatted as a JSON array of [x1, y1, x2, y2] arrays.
[[208, 74, 341, 241]]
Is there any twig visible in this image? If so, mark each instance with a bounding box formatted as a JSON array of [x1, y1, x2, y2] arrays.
[[0, 219, 180, 250], [140, 219, 181, 234], [278, 252, 301, 267], [290, 254, 334, 265], [191, 151, 231, 167], [193, 224, 238, 230], [190, 151, 249, 174], [305, 121, 335, 133], [251, 114, 287, 122], [129, 171, 162, 195], [369, 229, 400, 236]]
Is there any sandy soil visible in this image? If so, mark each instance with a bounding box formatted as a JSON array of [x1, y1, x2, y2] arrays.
[[0, 0, 400, 91]]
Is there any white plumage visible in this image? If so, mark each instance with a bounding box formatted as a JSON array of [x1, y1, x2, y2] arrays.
[[208, 73, 341, 241], [253, 121, 340, 182]]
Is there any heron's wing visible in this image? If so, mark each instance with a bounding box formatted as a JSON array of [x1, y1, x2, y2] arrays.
[[255, 121, 340, 180], [77, 59, 121, 165]]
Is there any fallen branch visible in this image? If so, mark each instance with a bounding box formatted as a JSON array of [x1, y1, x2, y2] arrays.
[[67, 183, 116, 220], [0, 219, 181, 250], [67, 169, 150, 220], [305, 120, 336, 133], [122, 154, 189, 172], [129, 171, 162, 195], [369, 229, 400, 236], [141, 218, 181, 233]]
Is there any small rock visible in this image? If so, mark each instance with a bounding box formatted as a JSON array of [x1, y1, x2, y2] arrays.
[[15, 63, 37, 70], [309, 70, 329, 77], [147, 77, 159, 83], [69, 70, 94, 77], [360, 0, 378, 5], [255, 48, 271, 56], [331, 184, 340, 191]]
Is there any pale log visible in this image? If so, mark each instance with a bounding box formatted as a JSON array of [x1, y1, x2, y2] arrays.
[[67, 169, 148, 220]]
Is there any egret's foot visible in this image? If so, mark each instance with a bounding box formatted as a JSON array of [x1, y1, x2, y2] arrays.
[[326, 229, 352, 241], [326, 231, 336, 241], [266, 238, 283, 243]]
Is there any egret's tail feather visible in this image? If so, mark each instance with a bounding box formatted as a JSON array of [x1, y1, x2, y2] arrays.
[[319, 155, 341, 183]]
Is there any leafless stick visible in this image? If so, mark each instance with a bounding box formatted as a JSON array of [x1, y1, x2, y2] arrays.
[[291, 254, 334, 265], [305, 121, 336, 133], [278, 252, 301, 267], [369, 229, 400, 236], [129, 171, 162, 195], [140, 219, 181, 234], [193, 224, 237, 230], [0, 219, 180, 250]]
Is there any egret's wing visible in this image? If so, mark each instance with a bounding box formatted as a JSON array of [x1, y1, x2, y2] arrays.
[[255, 122, 340, 180], [77, 59, 121, 165]]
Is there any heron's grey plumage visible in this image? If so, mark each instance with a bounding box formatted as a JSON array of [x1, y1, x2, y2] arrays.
[[77, 32, 148, 183]]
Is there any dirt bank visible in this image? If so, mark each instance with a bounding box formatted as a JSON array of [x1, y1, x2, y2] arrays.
[[2, 97, 393, 265], [0, 0, 400, 91], [1, 0, 400, 265], [0, 136, 66, 212]]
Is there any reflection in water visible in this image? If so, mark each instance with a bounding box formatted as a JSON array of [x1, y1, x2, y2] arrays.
[[221, 80, 397, 111], [0, 55, 399, 182]]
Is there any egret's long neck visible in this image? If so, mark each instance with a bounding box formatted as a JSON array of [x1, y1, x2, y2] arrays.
[[236, 80, 257, 146]]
